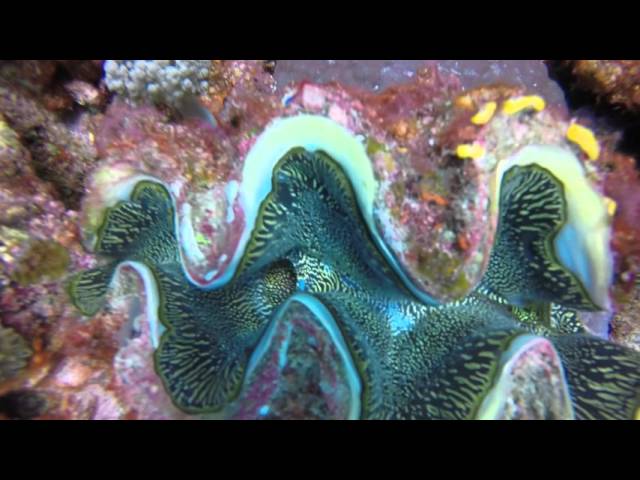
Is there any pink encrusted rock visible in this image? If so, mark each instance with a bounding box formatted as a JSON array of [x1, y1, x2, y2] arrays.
[[230, 300, 354, 420], [83, 101, 247, 287], [53, 357, 95, 388], [0, 116, 125, 418], [596, 149, 640, 344], [51, 384, 125, 420], [0, 116, 94, 351], [497, 338, 572, 420], [22, 261, 193, 420], [0, 79, 101, 209], [110, 266, 192, 419], [300, 84, 326, 110], [113, 321, 191, 420]]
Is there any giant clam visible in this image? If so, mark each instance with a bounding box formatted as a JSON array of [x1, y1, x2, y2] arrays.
[[68, 112, 640, 419]]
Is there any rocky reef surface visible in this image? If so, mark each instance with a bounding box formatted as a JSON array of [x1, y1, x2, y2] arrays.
[[0, 60, 638, 420]]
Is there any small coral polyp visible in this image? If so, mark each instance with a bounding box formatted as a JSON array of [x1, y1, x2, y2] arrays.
[[69, 116, 640, 419]]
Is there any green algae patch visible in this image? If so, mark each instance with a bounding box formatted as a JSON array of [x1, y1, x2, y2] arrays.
[[11, 239, 70, 286], [0, 324, 32, 383], [416, 248, 469, 299], [366, 137, 387, 157]]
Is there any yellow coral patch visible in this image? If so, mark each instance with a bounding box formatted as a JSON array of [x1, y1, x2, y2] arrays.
[[604, 196, 617, 217], [471, 101, 497, 125], [456, 143, 486, 160], [0, 119, 7, 148], [502, 95, 546, 115], [566, 122, 600, 160]]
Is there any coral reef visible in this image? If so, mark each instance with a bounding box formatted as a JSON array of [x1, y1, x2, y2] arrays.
[[0, 75, 101, 208], [104, 60, 210, 110], [1, 59, 639, 420], [0, 61, 105, 113], [553, 60, 640, 113], [603, 147, 640, 352]]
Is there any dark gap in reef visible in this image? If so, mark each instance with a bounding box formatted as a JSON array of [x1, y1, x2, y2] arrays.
[[545, 61, 640, 169]]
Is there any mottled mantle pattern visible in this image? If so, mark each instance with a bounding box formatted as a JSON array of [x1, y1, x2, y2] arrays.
[[69, 149, 640, 420]]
